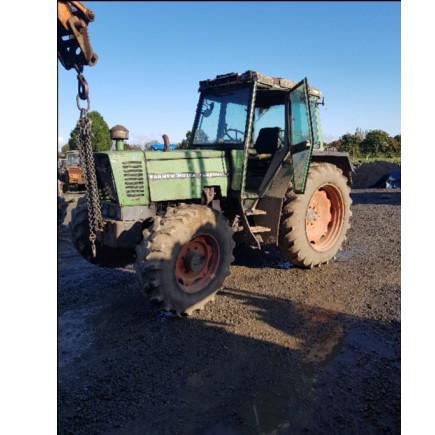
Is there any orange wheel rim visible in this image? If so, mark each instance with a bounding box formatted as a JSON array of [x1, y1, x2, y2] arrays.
[[175, 234, 220, 294], [305, 184, 344, 252]]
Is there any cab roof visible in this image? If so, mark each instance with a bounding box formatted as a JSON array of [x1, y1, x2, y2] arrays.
[[199, 70, 321, 97]]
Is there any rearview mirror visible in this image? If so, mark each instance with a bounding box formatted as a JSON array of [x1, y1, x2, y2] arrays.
[[202, 102, 214, 118]]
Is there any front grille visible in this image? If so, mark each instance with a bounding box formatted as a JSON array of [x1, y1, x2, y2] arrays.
[[94, 154, 118, 202], [122, 161, 145, 198]]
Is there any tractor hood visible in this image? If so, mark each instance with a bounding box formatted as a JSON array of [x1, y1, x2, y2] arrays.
[[144, 149, 229, 202], [95, 149, 229, 208]]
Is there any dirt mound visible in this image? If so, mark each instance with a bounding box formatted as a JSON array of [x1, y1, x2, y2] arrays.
[[352, 161, 400, 189]]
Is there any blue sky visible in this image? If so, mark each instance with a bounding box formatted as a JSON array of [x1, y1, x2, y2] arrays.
[[58, 1, 400, 148]]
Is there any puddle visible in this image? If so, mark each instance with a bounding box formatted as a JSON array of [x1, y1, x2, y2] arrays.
[[58, 306, 100, 370], [202, 320, 399, 435], [202, 369, 321, 435], [335, 246, 369, 262], [340, 323, 398, 360]]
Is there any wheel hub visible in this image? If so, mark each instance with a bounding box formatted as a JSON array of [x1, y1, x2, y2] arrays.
[[175, 234, 220, 294], [184, 250, 205, 273], [306, 207, 318, 224], [305, 185, 344, 252]]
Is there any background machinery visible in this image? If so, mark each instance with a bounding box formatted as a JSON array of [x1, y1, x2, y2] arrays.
[[60, 150, 85, 192]]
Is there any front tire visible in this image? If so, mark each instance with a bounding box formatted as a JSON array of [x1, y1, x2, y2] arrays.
[[279, 163, 352, 268], [135, 204, 235, 315]]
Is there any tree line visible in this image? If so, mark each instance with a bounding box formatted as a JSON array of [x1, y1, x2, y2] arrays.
[[60, 112, 400, 161], [324, 128, 400, 159]]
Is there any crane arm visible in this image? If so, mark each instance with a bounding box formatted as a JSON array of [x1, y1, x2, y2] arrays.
[[58, 1, 98, 71]]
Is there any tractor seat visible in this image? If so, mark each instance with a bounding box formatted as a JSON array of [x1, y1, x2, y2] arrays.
[[248, 127, 281, 160]]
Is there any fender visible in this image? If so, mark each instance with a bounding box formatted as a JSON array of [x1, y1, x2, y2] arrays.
[[311, 150, 354, 184], [250, 151, 353, 245]]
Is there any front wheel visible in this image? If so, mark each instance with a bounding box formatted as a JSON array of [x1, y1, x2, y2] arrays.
[[135, 204, 235, 315], [279, 163, 352, 268]]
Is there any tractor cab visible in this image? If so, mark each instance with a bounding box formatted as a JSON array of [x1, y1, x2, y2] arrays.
[[65, 150, 81, 166], [191, 71, 324, 196]]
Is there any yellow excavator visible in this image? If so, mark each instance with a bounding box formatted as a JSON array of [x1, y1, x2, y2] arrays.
[[57, 1, 97, 225]]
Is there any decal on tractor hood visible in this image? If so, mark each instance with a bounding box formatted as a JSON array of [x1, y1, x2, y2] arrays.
[[148, 172, 228, 180]]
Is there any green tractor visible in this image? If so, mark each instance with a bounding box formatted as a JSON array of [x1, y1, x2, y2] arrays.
[[71, 71, 352, 315]]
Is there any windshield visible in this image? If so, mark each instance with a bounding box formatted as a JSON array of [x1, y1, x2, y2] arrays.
[[66, 153, 80, 166], [193, 87, 250, 146]]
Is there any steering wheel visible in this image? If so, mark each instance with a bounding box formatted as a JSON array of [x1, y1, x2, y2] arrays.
[[224, 127, 244, 142]]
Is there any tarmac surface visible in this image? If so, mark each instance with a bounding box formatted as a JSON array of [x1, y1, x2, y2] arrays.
[[58, 188, 400, 435]]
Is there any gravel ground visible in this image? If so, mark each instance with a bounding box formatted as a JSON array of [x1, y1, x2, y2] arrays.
[[58, 189, 400, 435]]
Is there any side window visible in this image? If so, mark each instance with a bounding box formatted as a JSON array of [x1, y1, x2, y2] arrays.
[[289, 79, 314, 193], [252, 104, 285, 144], [290, 87, 312, 145]]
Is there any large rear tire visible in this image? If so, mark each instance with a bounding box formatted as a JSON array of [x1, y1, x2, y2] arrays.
[[279, 163, 352, 268], [135, 204, 235, 315], [70, 197, 133, 267]]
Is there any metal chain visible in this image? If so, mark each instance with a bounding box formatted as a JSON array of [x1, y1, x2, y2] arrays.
[[75, 73, 103, 258]]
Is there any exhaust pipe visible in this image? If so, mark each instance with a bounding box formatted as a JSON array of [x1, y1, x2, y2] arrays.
[[162, 134, 170, 152]]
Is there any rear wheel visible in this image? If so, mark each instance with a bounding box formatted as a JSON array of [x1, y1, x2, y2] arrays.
[[279, 163, 352, 267], [135, 204, 235, 315]]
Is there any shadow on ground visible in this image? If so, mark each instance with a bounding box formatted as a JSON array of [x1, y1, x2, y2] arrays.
[[232, 244, 291, 270], [351, 189, 401, 206], [59, 188, 400, 435], [59, 270, 400, 435]]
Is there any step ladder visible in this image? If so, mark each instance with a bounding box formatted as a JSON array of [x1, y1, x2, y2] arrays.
[[238, 202, 272, 248], [246, 208, 267, 216]]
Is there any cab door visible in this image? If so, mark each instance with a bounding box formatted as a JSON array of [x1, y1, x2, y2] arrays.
[[288, 78, 314, 193]]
